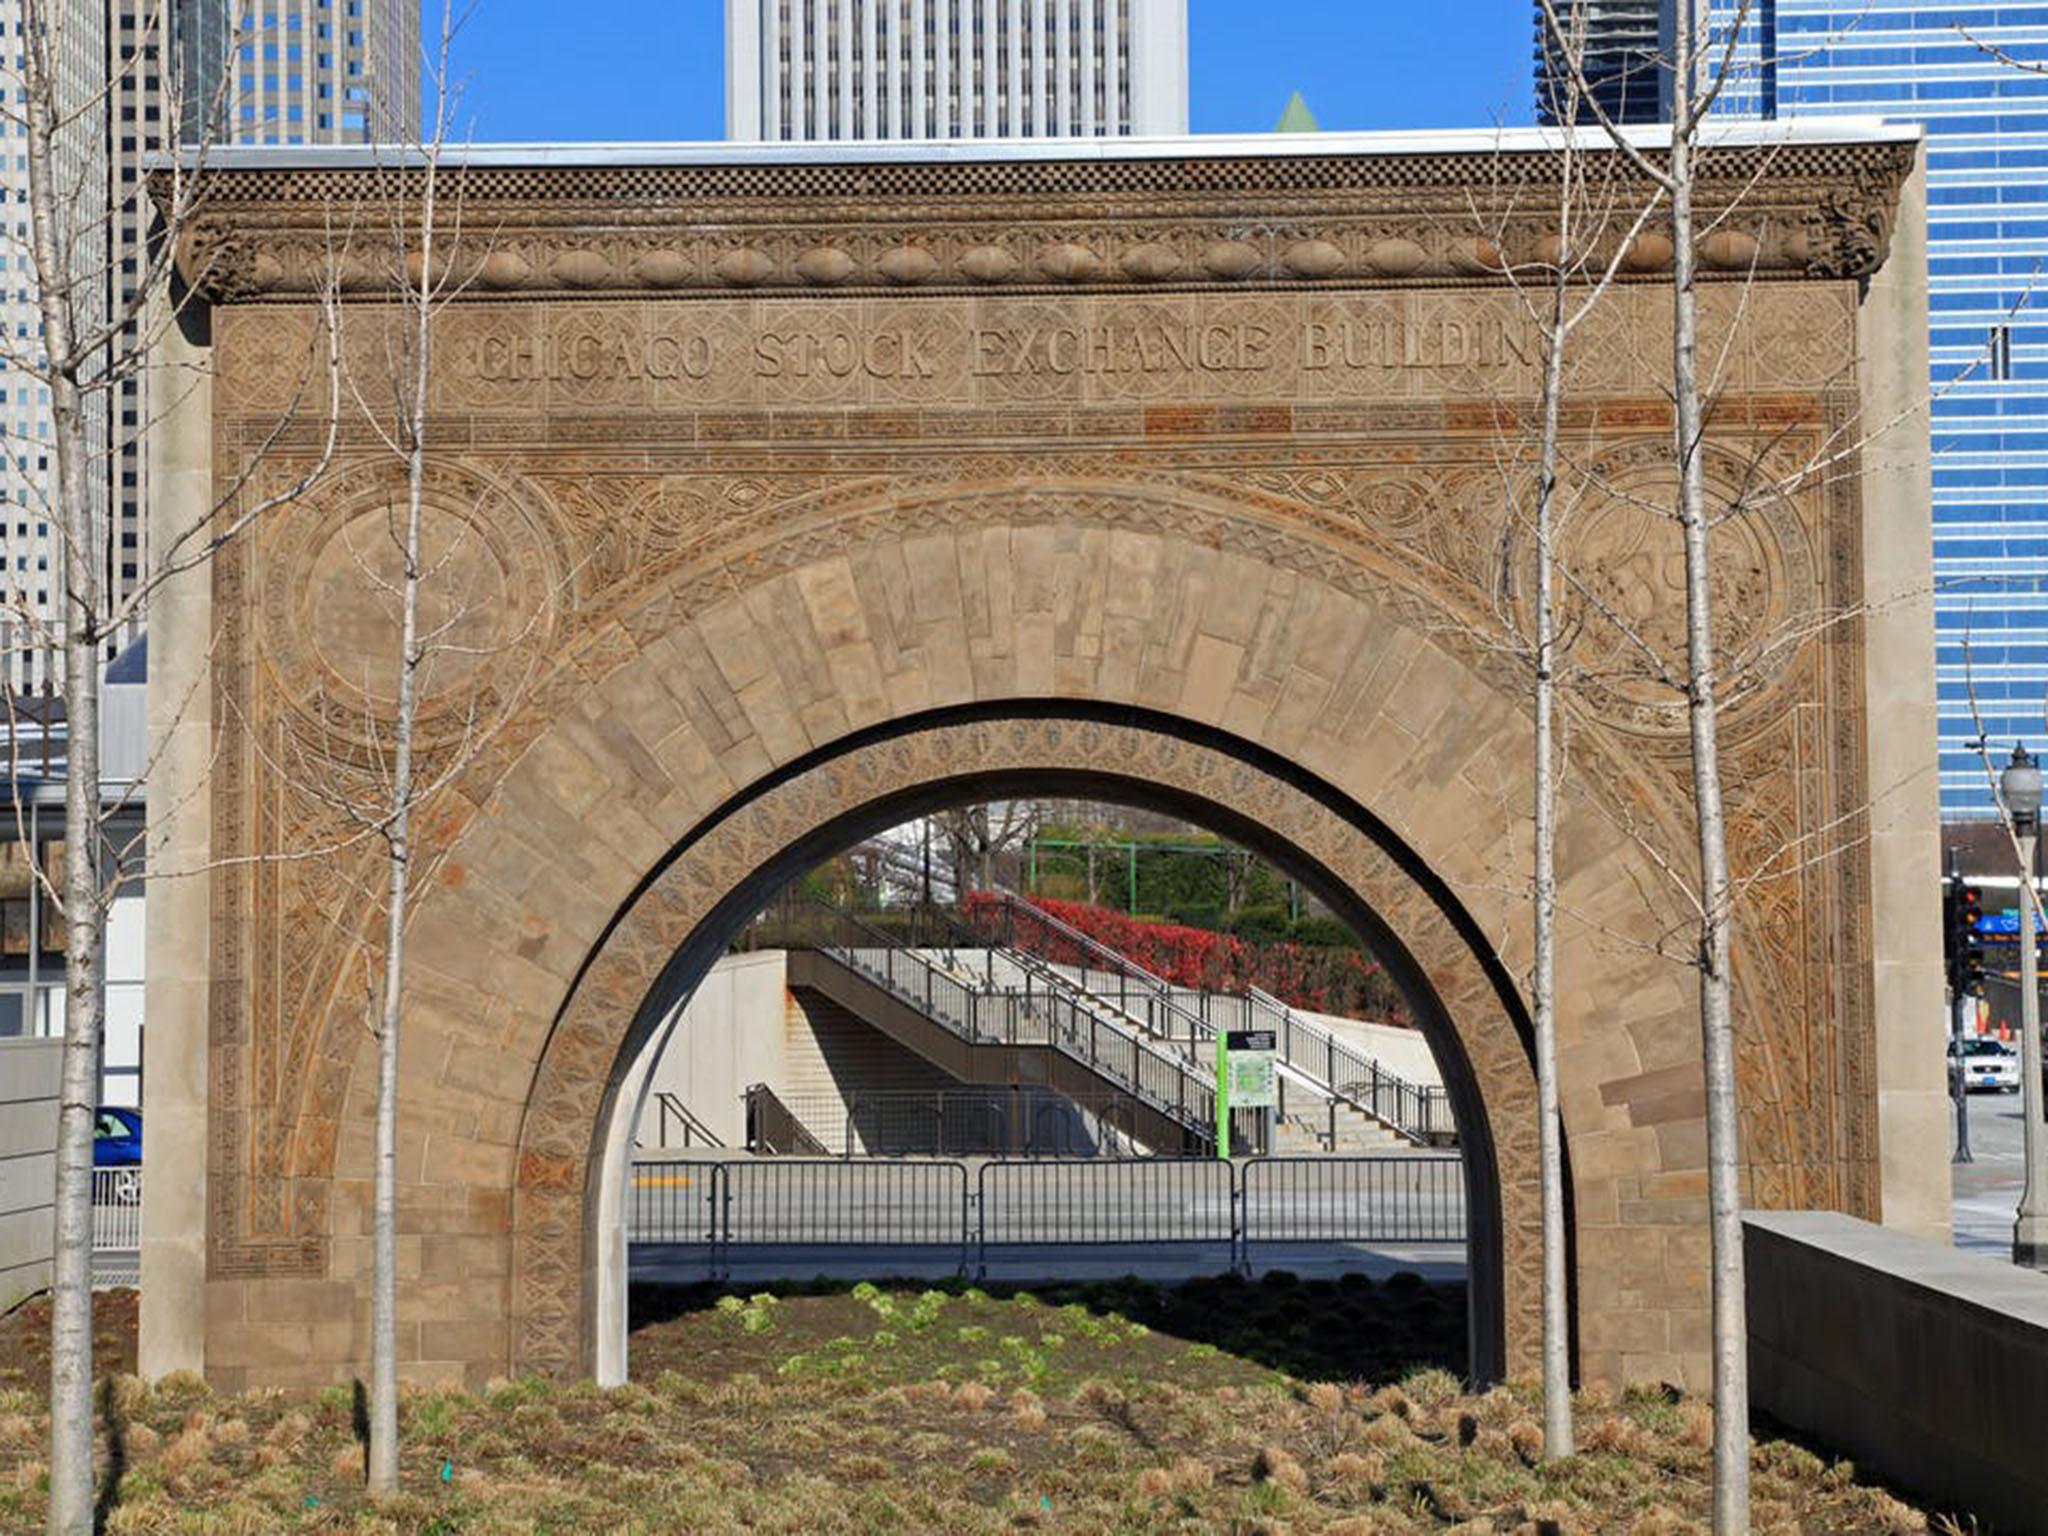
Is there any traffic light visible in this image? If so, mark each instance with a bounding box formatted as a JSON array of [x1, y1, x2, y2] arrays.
[[1944, 866, 1989, 997], [1960, 882, 1987, 996]]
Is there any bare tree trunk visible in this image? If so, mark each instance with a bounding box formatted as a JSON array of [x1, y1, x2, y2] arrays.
[[367, 129, 441, 1500], [1669, 3, 1750, 1524], [367, 451, 424, 1496], [30, 8, 104, 1523], [1531, 161, 1575, 1465]]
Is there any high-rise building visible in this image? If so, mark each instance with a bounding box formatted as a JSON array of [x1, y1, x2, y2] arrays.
[[1532, 0, 1669, 125], [0, 0, 108, 692], [725, 0, 1188, 142], [220, 0, 420, 144], [1728, 4, 2048, 818], [1532, 3, 2048, 818], [72, 0, 424, 693]]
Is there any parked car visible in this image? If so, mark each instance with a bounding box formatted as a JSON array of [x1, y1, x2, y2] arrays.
[[1948, 1038, 2021, 1094], [93, 1106, 141, 1166]]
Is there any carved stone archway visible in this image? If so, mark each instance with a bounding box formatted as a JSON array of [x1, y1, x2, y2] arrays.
[[518, 712, 1541, 1381], [139, 131, 1945, 1397]]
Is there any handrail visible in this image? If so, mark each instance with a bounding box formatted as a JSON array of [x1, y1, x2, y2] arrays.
[[973, 888, 1451, 1145], [743, 1082, 830, 1156], [646, 1091, 725, 1150], [755, 891, 1226, 1150]]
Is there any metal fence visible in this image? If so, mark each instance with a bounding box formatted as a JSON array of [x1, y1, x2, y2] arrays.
[[91, 1167, 141, 1288], [1241, 1155, 1466, 1246], [979, 1157, 1236, 1250], [629, 1154, 1464, 1277]]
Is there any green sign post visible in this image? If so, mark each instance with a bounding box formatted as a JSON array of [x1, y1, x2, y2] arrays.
[[1216, 1028, 1277, 1159]]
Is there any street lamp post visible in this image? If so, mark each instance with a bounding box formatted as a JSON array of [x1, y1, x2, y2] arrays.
[[2003, 744, 2048, 1269], [1951, 849, 1974, 1165]]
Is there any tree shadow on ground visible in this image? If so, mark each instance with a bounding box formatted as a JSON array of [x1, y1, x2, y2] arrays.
[[629, 1269, 1466, 1387]]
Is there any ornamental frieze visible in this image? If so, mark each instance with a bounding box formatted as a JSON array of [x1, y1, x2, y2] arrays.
[[168, 138, 1917, 303]]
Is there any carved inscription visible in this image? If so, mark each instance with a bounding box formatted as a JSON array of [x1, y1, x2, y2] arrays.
[[410, 292, 1658, 414], [478, 330, 716, 384]]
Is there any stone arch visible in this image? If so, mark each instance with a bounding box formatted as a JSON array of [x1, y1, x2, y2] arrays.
[[517, 709, 1545, 1384], [284, 500, 1735, 1392]]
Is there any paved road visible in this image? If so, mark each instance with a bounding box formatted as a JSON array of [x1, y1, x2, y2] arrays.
[[1949, 1086, 2032, 1255]]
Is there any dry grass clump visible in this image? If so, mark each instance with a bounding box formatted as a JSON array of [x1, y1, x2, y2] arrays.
[[1579, 1412, 1654, 1458], [1251, 1443, 1309, 1494], [1304, 1381, 1345, 1415], [1507, 1419, 1545, 1465], [102, 1373, 150, 1418], [1008, 1388, 1048, 1431], [1360, 1411, 1418, 1452], [121, 1421, 159, 1458], [1521, 1496, 1579, 1535], [1625, 1507, 1705, 1536], [152, 1370, 209, 1403], [0, 1413, 37, 1452], [210, 1416, 250, 1447], [949, 1382, 994, 1412], [1072, 1377, 1125, 1410], [1134, 1456, 1214, 1500], [1328, 1449, 1385, 1486]]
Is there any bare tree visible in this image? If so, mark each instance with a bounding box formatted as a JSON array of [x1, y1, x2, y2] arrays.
[[10, 5, 345, 1529], [1526, 0, 1774, 1523], [933, 801, 1044, 895], [1477, 5, 1684, 1456]]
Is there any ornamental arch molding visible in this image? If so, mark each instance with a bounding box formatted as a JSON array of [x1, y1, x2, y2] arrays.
[[141, 135, 1943, 1398]]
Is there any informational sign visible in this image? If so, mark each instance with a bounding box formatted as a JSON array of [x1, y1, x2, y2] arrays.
[[1225, 1030, 1279, 1110], [1216, 1028, 1279, 1160]]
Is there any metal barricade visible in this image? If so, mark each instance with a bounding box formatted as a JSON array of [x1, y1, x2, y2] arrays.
[[713, 1159, 970, 1276], [1240, 1155, 1466, 1259], [628, 1155, 1467, 1282], [627, 1160, 716, 1252], [91, 1167, 142, 1288], [976, 1157, 1236, 1273]]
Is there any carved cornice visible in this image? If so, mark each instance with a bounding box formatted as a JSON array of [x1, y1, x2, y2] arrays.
[[168, 139, 1918, 302]]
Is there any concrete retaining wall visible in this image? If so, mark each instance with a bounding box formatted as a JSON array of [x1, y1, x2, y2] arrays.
[[0, 1038, 61, 1311], [1746, 1210, 2048, 1533]]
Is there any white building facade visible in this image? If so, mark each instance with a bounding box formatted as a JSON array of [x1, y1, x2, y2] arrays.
[[725, 0, 1188, 142]]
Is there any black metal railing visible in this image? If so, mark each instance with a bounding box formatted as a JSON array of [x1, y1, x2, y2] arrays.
[[625, 1154, 1467, 1275], [978, 1157, 1236, 1249], [963, 889, 1454, 1145], [750, 892, 1233, 1151], [719, 1159, 972, 1270], [1241, 1154, 1467, 1246], [643, 1092, 726, 1151], [743, 1082, 830, 1156], [628, 1160, 715, 1246]]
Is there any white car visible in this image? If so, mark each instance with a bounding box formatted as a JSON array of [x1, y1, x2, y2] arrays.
[[1950, 1037, 2021, 1093]]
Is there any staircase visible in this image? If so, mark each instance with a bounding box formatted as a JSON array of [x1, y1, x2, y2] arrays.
[[760, 895, 1232, 1155], [956, 890, 1456, 1148]]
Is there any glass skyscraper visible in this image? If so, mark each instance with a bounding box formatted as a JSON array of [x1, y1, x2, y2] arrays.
[[1721, 3, 2048, 817], [1533, 2, 2048, 816]]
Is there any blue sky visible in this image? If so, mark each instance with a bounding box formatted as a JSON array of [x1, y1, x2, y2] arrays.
[[445, 1, 1535, 142]]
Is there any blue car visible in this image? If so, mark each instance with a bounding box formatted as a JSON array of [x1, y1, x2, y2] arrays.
[[93, 1107, 141, 1167]]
